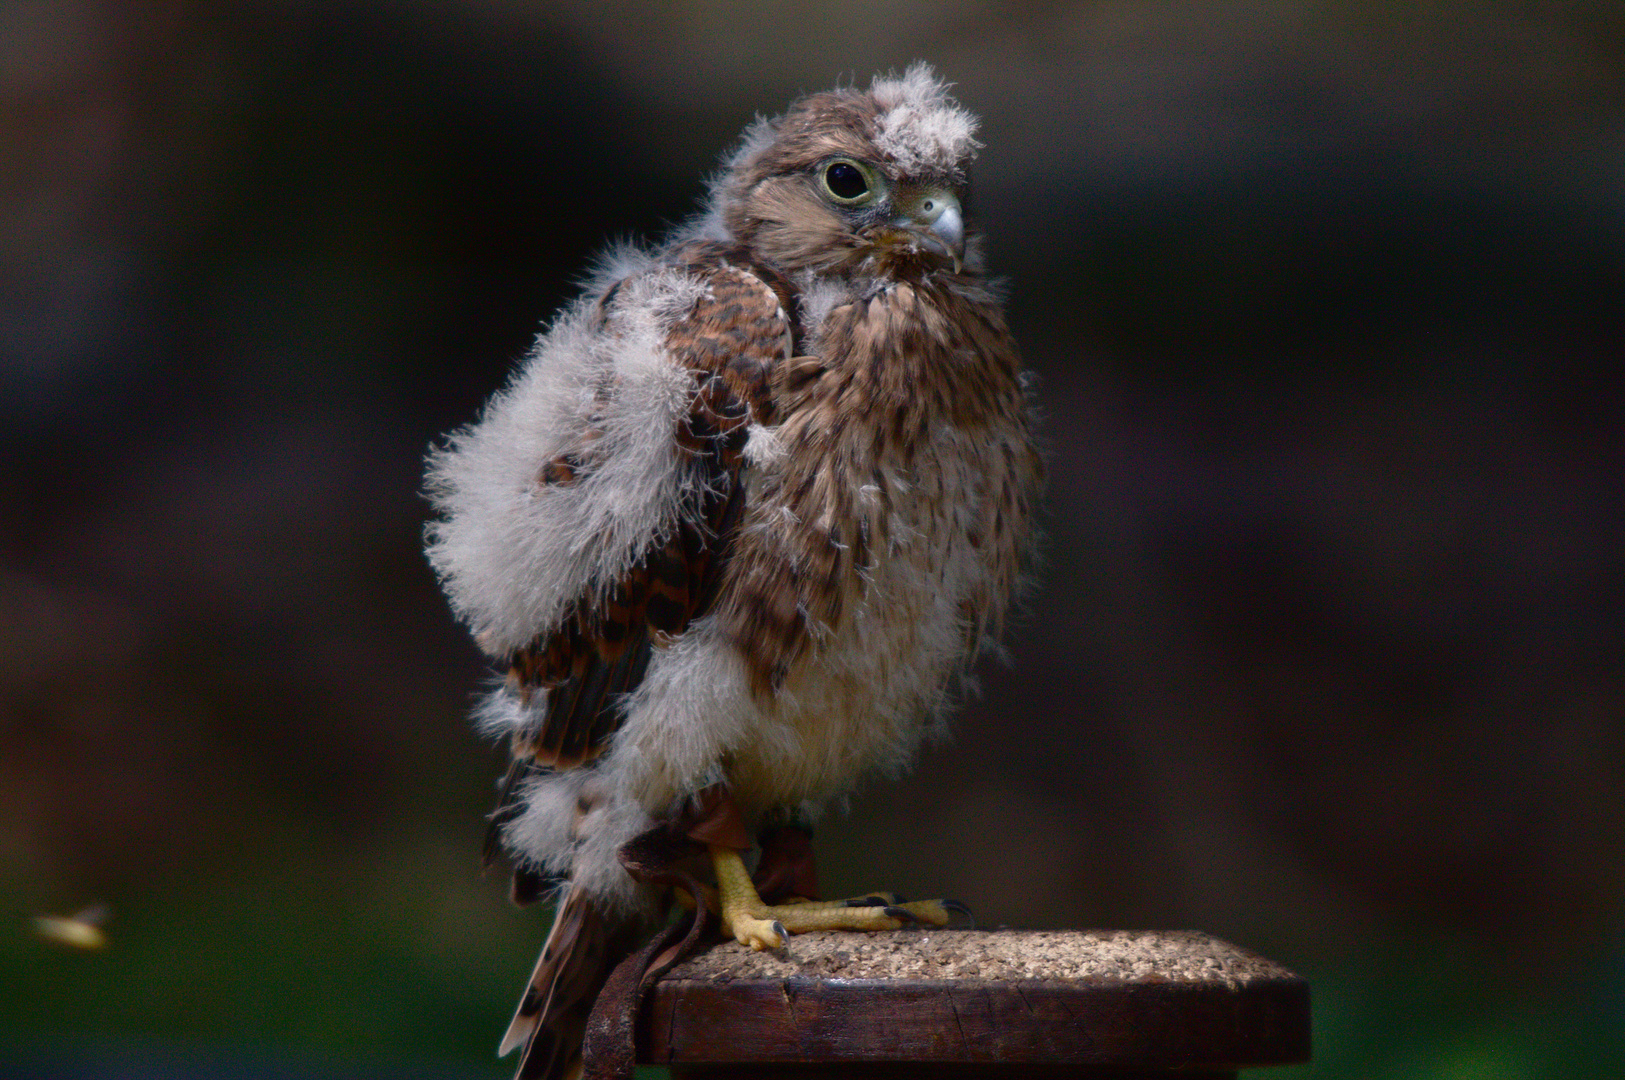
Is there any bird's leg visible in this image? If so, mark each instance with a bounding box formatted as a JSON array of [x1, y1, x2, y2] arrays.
[[708, 844, 963, 951], [710, 843, 789, 950]]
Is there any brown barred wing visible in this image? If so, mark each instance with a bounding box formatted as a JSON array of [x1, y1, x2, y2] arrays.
[[495, 252, 792, 785]]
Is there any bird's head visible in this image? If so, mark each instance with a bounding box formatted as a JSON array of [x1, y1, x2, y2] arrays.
[[710, 64, 984, 281]]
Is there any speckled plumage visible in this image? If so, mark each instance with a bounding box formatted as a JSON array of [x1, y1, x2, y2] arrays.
[[425, 65, 1042, 1079]]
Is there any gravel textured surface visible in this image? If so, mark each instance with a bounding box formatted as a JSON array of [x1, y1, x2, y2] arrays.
[[663, 929, 1294, 987]]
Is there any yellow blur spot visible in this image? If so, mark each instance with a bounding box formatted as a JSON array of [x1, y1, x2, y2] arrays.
[[32, 906, 110, 951]]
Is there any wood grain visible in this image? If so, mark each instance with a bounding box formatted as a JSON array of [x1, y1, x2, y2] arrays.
[[638, 930, 1309, 1076]]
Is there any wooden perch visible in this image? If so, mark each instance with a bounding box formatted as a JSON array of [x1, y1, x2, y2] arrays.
[[602, 928, 1310, 1078]]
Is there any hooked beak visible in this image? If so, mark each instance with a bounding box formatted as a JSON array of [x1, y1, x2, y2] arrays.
[[892, 189, 965, 273]]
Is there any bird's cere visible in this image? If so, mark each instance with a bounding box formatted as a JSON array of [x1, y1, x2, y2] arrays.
[[898, 190, 966, 269]]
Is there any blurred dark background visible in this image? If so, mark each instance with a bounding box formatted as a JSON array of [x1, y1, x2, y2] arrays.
[[4, 1, 1622, 1076]]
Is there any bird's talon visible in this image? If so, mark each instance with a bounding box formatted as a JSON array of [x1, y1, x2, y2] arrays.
[[881, 899, 960, 927], [734, 914, 788, 951]]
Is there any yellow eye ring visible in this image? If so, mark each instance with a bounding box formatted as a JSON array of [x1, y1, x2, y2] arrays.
[[820, 158, 879, 205]]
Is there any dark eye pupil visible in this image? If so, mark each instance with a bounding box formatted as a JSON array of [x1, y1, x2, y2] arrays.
[[825, 162, 868, 200]]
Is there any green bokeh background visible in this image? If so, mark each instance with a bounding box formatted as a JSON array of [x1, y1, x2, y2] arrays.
[[4, 2, 1622, 1077]]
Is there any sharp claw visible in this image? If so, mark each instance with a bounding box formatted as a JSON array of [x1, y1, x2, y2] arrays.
[[844, 894, 892, 908], [941, 899, 976, 929], [737, 915, 790, 951], [882, 905, 919, 924]]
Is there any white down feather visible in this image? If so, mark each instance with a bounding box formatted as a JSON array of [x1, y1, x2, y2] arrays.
[[424, 266, 711, 659]]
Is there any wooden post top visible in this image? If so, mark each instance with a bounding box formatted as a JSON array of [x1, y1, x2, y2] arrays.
[[640, 929, 1310, 1076]]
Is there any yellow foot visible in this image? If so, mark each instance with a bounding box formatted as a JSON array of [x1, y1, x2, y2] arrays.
[[708, 846, 970, 951], [785, 894, 969, 928]]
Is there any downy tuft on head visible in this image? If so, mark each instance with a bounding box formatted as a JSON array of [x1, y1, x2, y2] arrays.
[[869, 62, 982, 178]]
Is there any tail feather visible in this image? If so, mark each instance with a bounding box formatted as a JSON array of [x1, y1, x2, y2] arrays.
[[500, 885, 619, 1080]]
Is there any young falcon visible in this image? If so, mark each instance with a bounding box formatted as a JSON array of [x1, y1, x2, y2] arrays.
[[425, 64, 1043, 1079]]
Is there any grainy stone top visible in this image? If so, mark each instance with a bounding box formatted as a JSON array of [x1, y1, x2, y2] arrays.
[[662, 929, 1295, 988]]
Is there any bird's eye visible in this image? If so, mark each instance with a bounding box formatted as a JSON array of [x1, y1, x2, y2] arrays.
[[821, 159, 876, 204]]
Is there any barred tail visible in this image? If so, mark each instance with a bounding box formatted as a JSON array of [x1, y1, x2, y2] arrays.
[[500, 885, 619, 1080]]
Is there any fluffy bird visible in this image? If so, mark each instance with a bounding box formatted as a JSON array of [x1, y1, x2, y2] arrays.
[[425, 65, 1043, 1079]]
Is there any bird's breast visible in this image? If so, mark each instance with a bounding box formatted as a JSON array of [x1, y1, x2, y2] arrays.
[[710, 279, 1037, 808]]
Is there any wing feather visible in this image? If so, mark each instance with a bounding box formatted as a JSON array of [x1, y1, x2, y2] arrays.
[[494, 245, 795, 775], [476, 247, 801, 1080]]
